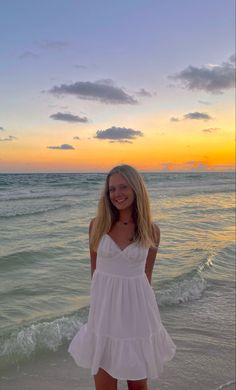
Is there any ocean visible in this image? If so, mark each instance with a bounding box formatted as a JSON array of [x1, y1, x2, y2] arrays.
[[0, 172, 235, 390]]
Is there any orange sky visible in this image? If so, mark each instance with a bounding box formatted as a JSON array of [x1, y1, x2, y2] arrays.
[[0, 2, 235, 172]]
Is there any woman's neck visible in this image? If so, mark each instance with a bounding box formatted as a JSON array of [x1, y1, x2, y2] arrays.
[[118, 209, 133, 224]]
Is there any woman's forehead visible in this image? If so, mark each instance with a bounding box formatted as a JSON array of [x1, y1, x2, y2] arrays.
[[108, 173, 128, 186]]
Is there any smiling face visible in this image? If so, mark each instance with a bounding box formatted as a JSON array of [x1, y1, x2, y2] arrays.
[[108, 173, 135, 212]]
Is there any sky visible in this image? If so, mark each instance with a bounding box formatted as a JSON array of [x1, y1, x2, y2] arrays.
[[0, 0, 235, 173]]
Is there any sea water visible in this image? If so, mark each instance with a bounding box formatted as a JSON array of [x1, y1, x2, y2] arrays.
[[0, 172, 235, 390]]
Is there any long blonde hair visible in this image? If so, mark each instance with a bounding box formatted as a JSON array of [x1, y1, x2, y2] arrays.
[[90, 165, 158, 250]]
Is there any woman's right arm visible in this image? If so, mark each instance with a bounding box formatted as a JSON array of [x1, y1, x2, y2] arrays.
[[89, 218, 97, 279]]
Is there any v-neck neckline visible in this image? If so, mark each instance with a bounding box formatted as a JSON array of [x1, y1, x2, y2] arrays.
[[105, 234, 136, 252]]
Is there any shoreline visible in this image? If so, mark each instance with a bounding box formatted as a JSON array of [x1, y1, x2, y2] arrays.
[[1, 330, 235, 390]]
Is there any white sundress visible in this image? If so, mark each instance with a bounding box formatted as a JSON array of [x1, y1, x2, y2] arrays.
[[68, 234, 176, 380]]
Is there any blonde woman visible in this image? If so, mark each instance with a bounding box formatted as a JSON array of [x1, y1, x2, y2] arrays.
[[68, 165, 176, 390]]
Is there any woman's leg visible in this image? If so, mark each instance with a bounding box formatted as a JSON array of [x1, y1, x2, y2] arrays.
[[127, 378, 148, 390], [94, 367, 118, 390]]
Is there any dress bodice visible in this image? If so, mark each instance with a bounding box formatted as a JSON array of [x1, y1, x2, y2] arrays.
[[96, 234, 149, 278]]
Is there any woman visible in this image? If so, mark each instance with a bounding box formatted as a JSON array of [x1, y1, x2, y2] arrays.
[[68, 165, 176, 390]]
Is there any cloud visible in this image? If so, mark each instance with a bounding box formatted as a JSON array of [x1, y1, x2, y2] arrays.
[[136, 88, 152, 97], [74, 64, 88, 70], [49, 80, 138, 104], [47, 144, 75, 150], [185, 161, 208, 169], [161, 160, 209, 171], [94, 126, 143, 143], [36, 40, 68, 50], [73, 136, 80, 140], [202, 127, 220, 133], [19, 51, 39, 59], [170, 112, 212, 122], [0, 135, 17, 141], [198, 100, 211, 105], [169, 54, 235, 94], [184, 112, 213, 121], [50, 112, 88, 123], [0, 126, 4, 131], [109, 140, 133, 144]]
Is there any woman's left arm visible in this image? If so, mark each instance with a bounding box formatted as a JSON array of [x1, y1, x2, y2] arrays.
[[145, 225, 160, 284]]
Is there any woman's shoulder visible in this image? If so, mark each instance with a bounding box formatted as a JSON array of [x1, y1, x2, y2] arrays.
[[89, 218, 96, 234]]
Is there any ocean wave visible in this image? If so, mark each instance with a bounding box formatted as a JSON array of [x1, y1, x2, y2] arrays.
[[0, 249, 53, 271], [0, 314, 84, 369], [157, 272, 207, 306], [216, 380, 236, 389], [0, 190, 78, 202], [0, 203, 72, 218], [157, 254, 214, 306]]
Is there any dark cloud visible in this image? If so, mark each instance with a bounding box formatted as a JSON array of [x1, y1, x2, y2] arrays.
[[184, 112, 212, 121], [73, 136, 80, 140], [0, 135, 17, 141], [50, 112, 88, 123], [47, 144, 75, 150], [0, 126, 4, 131], [170, 112, 212, 122], [109, 140, 133, 144], [136, 88, 152, 97], [169, 54, 235, 94], [36, 40, 68, 50], [19, 51, 39, 59], [202, 127, 220, 133], [49, 80, 138, 104], [95, 126, 144, 142]]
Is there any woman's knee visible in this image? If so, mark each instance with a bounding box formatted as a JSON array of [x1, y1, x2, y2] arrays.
[[94, 368, 118, 390], [127, 378, 148, 390]]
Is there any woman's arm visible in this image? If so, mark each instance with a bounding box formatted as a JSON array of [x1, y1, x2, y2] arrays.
[[145, 224, 160, 284], [89, 218, 97, 278]]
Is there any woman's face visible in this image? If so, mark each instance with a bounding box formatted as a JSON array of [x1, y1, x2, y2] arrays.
[[108, 173, 135, 211]]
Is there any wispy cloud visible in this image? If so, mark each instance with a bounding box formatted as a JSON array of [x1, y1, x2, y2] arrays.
[[202, 127, 220, 133], [161, 160, 209, 171], [198, 100, 211, 105], [73, 136, 80, 140], [185, 161, 209, 169], [94, 126, 144, 143], [50, 112, 88, 123], [19, 51, 39, 59], [47, 144, 75, 150], [169, 54, 235, 94], [184, 112, 213, 121], [49, 80, 138, 104], [136, 88, 152, 97], [170, 112, 213, 122], [0, 135, 17, 141], [74, 64, 88, 70], [36, 40, 68, 50]]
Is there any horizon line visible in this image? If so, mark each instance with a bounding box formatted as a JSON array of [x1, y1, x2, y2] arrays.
[[0, 170, 234, 175]]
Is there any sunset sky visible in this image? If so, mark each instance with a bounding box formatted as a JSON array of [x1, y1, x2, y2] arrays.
[[0, 0, 235, 172]]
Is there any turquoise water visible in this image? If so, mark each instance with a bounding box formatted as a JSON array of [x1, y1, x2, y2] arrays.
[[0, 172, 235, 385]]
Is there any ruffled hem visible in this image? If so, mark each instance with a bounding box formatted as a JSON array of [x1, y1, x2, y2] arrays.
[[68, 323, 176, 380]]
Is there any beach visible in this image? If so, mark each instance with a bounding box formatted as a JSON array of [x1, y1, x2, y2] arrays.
[[0, 172, 235, 390]]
